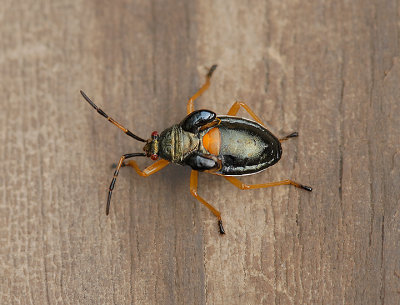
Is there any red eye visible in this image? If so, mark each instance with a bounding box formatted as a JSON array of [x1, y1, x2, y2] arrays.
[[151, 131, 158, 137], [150, 154, 158, 160]]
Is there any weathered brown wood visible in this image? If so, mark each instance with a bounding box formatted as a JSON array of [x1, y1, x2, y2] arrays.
[[1, 0, 399, 304]]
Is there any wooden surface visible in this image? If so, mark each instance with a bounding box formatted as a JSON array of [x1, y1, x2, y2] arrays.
[[1, 0, 400, 304]]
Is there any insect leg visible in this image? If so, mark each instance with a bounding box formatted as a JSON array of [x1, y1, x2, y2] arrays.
[[80, 90, 146, 142], [279, 132, 299, 142], [187, 65, 217, 114], [107, 153, 146, 215], [226, 102, 265, 125], [227, 102, 300, 142], [190, 170, 225, 234], [122, 159, 170, 177], [224, 176, 313, 192]]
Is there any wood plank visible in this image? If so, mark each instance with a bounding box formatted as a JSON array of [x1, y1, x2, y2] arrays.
[[1, 0, 399, 304]]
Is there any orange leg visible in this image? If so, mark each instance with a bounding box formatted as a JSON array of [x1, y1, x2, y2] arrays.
[[227, 101, 264, 125], [123, 159, 169, 177], [107, 158, 169, 215], [187, 65, 217, 114], [224, 176, 312, 191], [227, 101, 299, 143], [190, 170, 225, 234]]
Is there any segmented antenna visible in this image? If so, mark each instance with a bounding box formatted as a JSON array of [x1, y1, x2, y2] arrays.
[[80, 90, 146, 142]]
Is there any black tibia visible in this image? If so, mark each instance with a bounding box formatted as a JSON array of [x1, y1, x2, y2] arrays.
[[301, 185, 313, 192], [285, 132, 298, 138], [106, 153, 146, 215], [80, 90, 146, 143], [186, 153, 220, 171], [180, 110, 216, 133], [280, 131, 299, 142], [218, 220, 225, 234], [207, 64, 218, 78]]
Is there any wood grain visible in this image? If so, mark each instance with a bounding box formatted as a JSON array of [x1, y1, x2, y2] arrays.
[[1, 0, 399, 304]]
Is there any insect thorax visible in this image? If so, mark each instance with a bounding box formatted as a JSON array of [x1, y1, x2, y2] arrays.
[[158, 125, 200, 164]]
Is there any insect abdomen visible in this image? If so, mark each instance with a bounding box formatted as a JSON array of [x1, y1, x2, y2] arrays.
[[215, 116, 282, 175]]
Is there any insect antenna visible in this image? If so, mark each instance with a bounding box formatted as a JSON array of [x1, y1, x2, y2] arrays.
[[107, 153, 147, 215], [80, 90, 146, 142]]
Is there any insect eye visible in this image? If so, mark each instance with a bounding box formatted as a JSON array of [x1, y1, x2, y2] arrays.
[[150, 154, 158, 160], [151, 131, 159, 139]]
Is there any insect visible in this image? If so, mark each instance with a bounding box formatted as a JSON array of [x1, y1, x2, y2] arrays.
[[80, 65, 312, 234]]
